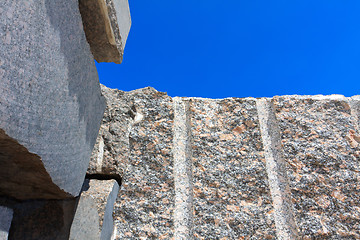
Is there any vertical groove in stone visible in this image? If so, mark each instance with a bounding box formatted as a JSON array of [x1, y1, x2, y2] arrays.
[[173, 97, 193, 240], [350, 96, 360, 132], [256, 98, 300, 240]]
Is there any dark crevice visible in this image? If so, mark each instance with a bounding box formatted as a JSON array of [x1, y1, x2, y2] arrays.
[[85, 173, 122, 187]]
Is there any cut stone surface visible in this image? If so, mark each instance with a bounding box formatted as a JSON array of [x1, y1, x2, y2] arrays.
[[173, 98, 193, 240], [79, 0, 131, 64], [114, 88, 175, 239], [0, 206, 13, 240], [94, 85, 360, 239], [69, 197, 100, 240], [273, 95, 360, 239], [70, 179, 119, 240], [257, 99, 300, 240], [88, 85, 135, 179], [190, 98, 276, 239], [9, 199, 78, 240], [0, 0, 105, 199]]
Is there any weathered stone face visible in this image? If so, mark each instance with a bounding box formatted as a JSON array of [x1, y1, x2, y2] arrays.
[[114, 87, 175, 239], [88, 85, 135, 179], [273, 96, 360, 239], [79, 0, 131, 64], [94, 87, 277, 239], [92, 86, 360, 239], [0, 0, 105, 199], [190, 98, 276, 239]]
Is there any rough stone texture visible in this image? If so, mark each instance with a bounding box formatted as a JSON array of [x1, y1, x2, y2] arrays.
[[273, 95, 360, 239], [88, 85, 135, 179], [257, 99, 300, 240], [114, 88, 174, 239], [79, 0, 131, 64], [0, 0, 105, 199], [93, 85, 360, 239], [70, 179, 119, 240], [190, 98, 276, 239], [9, 199, 78, 240], [0, 206, 13, 240]]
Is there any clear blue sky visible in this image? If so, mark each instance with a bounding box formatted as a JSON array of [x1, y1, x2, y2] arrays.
[[96, 0, 360, 98]]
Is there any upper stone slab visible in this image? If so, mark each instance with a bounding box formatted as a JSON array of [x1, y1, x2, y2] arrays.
[[79, 0, 132, 64], [0, 0, 105, 199]]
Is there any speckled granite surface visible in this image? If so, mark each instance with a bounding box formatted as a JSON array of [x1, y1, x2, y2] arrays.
[[257, 99, 300, 240], [88, 85, 135, 178], [273, 96, 360, 239], [190, 98, 276, 239], [93, 86, 360, 239], [114, 87, 174, 239]]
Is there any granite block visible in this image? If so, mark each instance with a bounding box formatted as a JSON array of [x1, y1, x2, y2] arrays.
[[94, 86, 360, 239], [190, 98, 276, 239], [273, 95, 360, 239], [114, 88, 174, 239], [0, 0, 105, 199], [79, 0, 131, 64], [70, 179, 119, 240]]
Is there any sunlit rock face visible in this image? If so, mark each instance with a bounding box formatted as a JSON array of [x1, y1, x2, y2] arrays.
[[94, 85, 360, 239], [273, 96, 360, 238]]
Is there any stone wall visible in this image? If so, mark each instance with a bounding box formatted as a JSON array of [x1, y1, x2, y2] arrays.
[[91, 85, 360, 239]]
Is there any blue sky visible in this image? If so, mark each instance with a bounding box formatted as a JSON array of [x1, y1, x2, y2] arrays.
[[96, 0, 360, 98]]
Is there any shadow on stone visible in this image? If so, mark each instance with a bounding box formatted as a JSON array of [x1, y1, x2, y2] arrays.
[[8, 199, 78, 240], [0, 129, 70, 200]]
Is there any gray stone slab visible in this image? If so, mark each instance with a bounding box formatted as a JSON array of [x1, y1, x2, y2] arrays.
[[69, 197, 100, 240], [273, 95, 360, 238], [79, 0, 132, 64], [190, 98, 276, 239], [70, 179, 119, 240], [0, 206, 13, 240], [0, 0, 105, 200]]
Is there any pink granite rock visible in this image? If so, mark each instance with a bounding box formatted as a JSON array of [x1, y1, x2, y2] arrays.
[[273, 95, 360, 239]]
